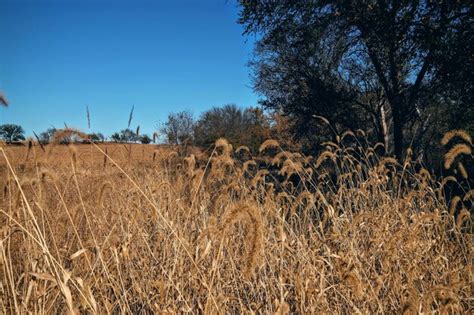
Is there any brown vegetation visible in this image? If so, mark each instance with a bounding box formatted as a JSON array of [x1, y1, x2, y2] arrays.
[[0, 131, 472, 313]]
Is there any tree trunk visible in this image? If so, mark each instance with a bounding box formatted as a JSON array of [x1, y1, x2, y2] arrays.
[[379, 103, 390, 154], [391, 101, 404, 161]]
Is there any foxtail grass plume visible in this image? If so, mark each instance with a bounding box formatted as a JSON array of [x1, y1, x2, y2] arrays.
[[0, 91, 9, 106], [259, 139, 279, 153], [441, 130, 472, 146], [444, 144, 471, 169]]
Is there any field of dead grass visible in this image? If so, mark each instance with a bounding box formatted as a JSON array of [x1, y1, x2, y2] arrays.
[[0, 132, 472, 314]]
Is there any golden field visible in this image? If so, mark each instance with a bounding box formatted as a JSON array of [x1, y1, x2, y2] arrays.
[[0, 134, 472, 314]]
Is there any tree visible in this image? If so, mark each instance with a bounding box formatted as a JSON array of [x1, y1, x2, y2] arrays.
[[110, 129, 139, 143], [140, 134, 152, 144], [121, 129, 138, 142], [89, 132, 105, 143], [111, 132, 121, 142], [161, 111, 195, 145], [0, 124, 25, 143], [194, 104, 270, 152], [239, 0, 473, 160], [37, 127, 57, 144]]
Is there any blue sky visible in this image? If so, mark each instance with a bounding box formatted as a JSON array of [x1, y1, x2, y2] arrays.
[[0, 0, 258, 137]]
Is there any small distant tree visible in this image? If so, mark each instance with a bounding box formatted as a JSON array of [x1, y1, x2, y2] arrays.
[[111, 132, 121, 142], [140, 134, 152, 144], [119, 129, 138, 142], [110, 129, 139, 143], [161, 111, 195, 145], [98, 133, 105, 142], [0, 124, 25, 143], [89, 132, 105, 143], [38, 127, 57, 144]]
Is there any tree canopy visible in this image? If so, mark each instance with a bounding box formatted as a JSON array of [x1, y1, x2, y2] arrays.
[[160, 111, 195, 146], [239, 0, 473, 160], [110, 129, 139, 143], [0, 124, 25, 143], [194, 104, 270, 152]]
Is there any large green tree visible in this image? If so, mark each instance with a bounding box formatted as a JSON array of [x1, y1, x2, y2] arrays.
[[239, 0, 473, 160]]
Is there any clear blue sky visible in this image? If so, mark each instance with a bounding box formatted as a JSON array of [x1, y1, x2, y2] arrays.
[[0, 0, 258, 137]]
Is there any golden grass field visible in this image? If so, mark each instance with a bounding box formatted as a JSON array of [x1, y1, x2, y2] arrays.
[[0, 131, 472, 314]]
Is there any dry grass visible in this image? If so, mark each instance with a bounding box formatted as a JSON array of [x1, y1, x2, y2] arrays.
[[0, 133, 472, 314]]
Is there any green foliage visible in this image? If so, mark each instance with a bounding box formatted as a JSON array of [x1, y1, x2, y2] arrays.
[[139, 134, 152, 144], [89, 132, 105, 143], [37, 127, 57, 144], [0, 124, 25, 143], [111, 132, 121, 142], [110, 129, 139, 143]]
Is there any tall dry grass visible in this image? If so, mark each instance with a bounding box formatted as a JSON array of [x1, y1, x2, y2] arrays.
[[0, 130, 472, 313]]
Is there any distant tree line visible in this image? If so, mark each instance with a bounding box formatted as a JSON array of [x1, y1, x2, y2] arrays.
[[160, 104, 281, 153], [0, 124, 153, 145], [0, 104, 288, 152], [110, 129, 151, 144], [0, 103, 287, 154]]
